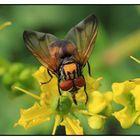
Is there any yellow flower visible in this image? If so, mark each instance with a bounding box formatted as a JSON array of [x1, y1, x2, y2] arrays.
[[14, 86, 83, 135], [86, 91, 112, 129], [87, 91, 112, 115], [112, 80, 140, 128], [14, 103, 52, 128], [88, 114, 106, 129], [15, 66, 112, 135]]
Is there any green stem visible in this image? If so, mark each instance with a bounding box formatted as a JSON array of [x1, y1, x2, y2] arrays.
[[14, 86, 40, 100]]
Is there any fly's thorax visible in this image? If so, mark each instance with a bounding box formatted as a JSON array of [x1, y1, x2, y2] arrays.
[[59, 58, 81, 81]]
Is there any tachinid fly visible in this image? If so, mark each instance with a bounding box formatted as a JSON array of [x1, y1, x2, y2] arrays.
[[23, 14, 98, 104]]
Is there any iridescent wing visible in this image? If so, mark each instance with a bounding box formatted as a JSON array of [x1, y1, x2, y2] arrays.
[[23, 30, 60, 75], [65, 14, 98, 66]]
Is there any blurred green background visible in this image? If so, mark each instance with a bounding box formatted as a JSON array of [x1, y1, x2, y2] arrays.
[[0, 5, 140, 135]]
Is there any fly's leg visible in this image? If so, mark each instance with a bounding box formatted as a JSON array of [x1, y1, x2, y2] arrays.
[[57, 79, 62, 110], [84, 61, 90, 104], [82, 75, 88, 104], [58, 81, 62, 96], [84, 83, 88, 104], [87, 61, 91, 77], [72, 93, 77, 105], [40, 69, 53, 85]]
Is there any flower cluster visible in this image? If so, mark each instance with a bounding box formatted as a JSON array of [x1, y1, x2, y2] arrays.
[[0, 59, 38, 97], [14, 56, 140, 135], [112, 56, 140, 128], [15, 66, 113, 135], [112, 79, 140, 128], [0, 22, 38, 97]]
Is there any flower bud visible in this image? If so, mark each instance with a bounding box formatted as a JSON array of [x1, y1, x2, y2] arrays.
[[58, 96, 72, 115]]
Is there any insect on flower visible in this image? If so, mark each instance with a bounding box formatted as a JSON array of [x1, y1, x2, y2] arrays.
[[23, 14, 98, 104]]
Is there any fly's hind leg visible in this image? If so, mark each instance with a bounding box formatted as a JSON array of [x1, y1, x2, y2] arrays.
[[84, 83, 88, 104], [72, 93, 77, 105], [40, 69, 53, 85], [82, 75, 88, 104], [87, 61, 91, 77]]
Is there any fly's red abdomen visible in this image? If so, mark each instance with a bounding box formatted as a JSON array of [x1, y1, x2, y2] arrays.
[[59, 80, 73, 91], [74, 76, 85, 88], [59, 76, 85, 92]]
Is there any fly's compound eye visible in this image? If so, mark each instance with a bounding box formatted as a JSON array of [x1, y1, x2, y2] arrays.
[[59, 80, 73, 91], [74, 76, 85, 89]]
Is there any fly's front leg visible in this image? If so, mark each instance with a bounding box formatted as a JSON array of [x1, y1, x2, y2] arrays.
[[58, 78, 62, 96], [57, 79, 62, 110], [40, 69, 53, 85]]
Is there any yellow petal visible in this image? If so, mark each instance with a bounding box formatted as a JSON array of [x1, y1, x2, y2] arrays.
[[33, 66, 59, 106], [15, 102, 52, 128], [75, 88, 86, 104], [92, 77, 103, 90], [85, 76, 102, 93], [52, 115, 62, 135], [41, 77, 58, 97], [33, 66, 49, 83], [112, 81, 135, 106], [131, 85, 140, 111], [104, 92, 113, 103], [87, 91, 106, 114], [129, 78, 140, 85], [75, 76, 102, 104], [103, 92, 113, 116], [88, 114, 106, 129], [60, 116, 83, 135], [113, 105, 140, 128], [33, 66, 58, 94], [135, 115, 140, 125]]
